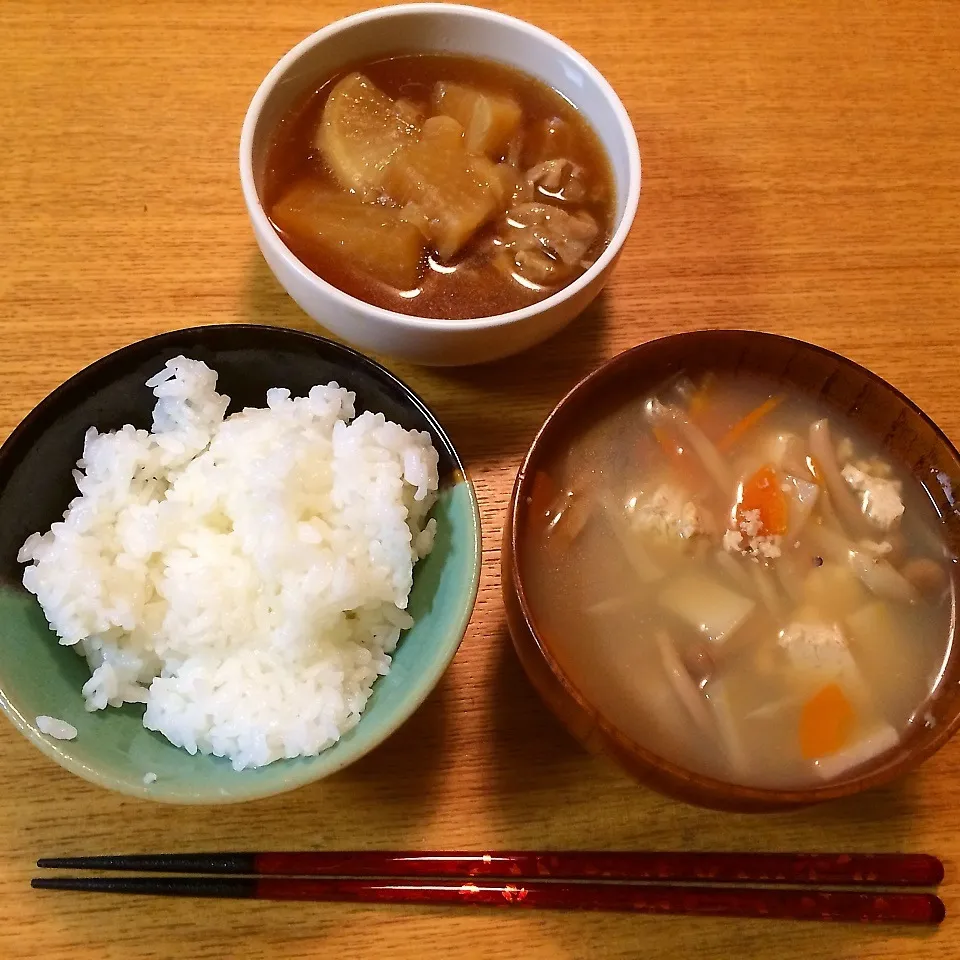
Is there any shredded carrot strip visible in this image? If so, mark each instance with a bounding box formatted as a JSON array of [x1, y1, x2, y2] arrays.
[[799, 683, 854, 759], [653, 424, 685, 470], [635, 429, 658, 467], [738, 464, 789, 536], [718, 394, 785, 452], [652, 424, 712, 490], [548, 494, 591, 547], [687, 374, 716, 422], [527, 470, 556, 529]]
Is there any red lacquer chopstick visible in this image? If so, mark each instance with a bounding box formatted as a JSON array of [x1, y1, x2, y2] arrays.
[[30, 875, 944, 924], [35, 850, 945, 887]]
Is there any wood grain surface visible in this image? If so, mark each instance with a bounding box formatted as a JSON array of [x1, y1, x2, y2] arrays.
[[1, 1, 959, 957]]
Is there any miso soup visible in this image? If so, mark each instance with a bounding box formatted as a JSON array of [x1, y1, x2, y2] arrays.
[[521, 372, 955, 789], [262, 54, 615, 319]]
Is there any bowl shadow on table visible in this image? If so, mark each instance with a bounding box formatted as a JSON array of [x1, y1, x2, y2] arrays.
[[241, 249, 320, 335], [15, 699, 453, 954], [609, 116, 788, 349], [317, 672, 453, 819], [13, 674, 451, 841], [417, 292, 615, 468], [235, 671, 452, 838], [486, 618, 587, 794], [241, 245, 617, 469], [241, 117, 773, 350]]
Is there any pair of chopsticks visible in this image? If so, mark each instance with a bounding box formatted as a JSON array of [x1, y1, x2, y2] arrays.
[[33, 850, 945, 924]]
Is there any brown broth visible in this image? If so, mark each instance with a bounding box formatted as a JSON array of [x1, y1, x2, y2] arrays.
[[262, 54, 615, 320]]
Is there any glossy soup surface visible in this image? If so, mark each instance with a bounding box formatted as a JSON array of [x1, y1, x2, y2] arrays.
[[262, 54, 614, 320], [521, 373, 955, 789]]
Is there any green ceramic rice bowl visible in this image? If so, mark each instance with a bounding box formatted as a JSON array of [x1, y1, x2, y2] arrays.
[[0, 325, 480, 803]]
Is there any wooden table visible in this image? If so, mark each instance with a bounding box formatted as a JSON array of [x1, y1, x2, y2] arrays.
[[1, 1, 958, 957]]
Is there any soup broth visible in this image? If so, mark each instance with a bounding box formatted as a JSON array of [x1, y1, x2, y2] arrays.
[[262, 54, 615, 320], [521, 372, 955, 789]]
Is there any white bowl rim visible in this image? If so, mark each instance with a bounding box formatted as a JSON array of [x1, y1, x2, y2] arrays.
[[239, 2, 642, 333]]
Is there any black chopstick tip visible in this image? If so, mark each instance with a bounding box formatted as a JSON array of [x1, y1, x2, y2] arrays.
[[36, 857, 100, 870], [32, 878, 70, 890], [31, 875, 259, 898], [35, 852, 258, 874]]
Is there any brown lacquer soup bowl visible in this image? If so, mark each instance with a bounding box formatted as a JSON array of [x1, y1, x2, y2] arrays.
[[503, 330, 960, 812]]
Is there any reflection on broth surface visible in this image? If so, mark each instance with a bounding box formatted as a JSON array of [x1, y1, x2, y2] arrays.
[[521, 372, 955, 789], [262, 54, 614, 319]]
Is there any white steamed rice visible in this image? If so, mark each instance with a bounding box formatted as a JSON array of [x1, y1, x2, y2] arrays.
[[36, 715, 78, 740], [18, 357, 439, 770]]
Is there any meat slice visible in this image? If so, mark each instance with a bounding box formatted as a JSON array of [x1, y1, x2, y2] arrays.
[[496, 202, 599, 286], [525, 158, 587, 203]]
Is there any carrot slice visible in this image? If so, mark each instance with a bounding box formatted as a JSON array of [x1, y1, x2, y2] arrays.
[[738, 464, 788, 536], [718, 394, 784, 452], [799, 682, 855, 759]]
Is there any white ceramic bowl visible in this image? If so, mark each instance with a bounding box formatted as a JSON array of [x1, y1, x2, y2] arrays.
[[239, 4, 641, 367]]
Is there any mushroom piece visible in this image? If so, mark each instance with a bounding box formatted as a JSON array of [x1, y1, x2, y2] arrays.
[[900, 557, 949, 599], [681, 642, 716, 688]]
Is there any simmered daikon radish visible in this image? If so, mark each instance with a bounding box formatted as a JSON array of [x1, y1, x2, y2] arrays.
[[271, 182, 425, 289], [659, 574, 755, 645], [431, 81, 522, 158], [383, 116, 505, 260], [262, 53, 613, 319], [318, 72, 421, 200]]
